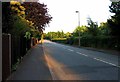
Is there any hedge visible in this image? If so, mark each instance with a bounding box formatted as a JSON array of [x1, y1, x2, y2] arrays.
[[66, 36, 120, 50], [51, 38, 67, 43]]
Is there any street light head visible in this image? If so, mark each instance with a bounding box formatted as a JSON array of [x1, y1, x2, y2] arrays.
[[76, 11, 79, 13]]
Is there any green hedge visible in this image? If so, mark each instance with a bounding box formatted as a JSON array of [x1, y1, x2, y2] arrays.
[[51, 38, 67, 43], [51, 36, 120, 50], [67, 36, 120, 50]]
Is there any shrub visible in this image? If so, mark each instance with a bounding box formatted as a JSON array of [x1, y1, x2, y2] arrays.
[[51, 38, 67, 43]]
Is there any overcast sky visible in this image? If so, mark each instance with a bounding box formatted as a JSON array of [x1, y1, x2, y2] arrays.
[[38, 0, 112, 33]]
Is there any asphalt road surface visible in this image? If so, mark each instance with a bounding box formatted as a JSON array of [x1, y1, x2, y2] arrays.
[[42, 40, 119, 80]]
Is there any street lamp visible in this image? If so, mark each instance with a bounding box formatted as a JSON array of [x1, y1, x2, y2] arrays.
[[76, 11, 80, 47]]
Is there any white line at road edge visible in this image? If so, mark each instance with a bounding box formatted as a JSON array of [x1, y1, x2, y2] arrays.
[[42, 45, 57, 80], [48, 67, 57, 80]]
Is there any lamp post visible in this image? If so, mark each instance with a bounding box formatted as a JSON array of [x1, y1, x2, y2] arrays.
[[76, 11, 80, 47]]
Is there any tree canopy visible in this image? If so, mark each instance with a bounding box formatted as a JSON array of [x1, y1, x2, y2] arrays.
[[22, 2, 52, 32], [3, 1, 52, 39], [86, 17, 99, 36], [107, 1, 120, 37]]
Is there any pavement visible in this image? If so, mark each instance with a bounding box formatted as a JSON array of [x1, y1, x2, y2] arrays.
[[8, 44, 52, 80]]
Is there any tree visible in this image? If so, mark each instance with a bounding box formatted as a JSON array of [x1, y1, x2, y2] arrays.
[[99, 22, 110, 36], [86, 17, 99, 36], [22, 2, 52, 33], [61, 30, 64, 38], [107, 1, 120, 37], [45, 31, 71, 39], [65, 32, 71, 38], [107, 1, 120, 50], [73, 25, 87, 37]]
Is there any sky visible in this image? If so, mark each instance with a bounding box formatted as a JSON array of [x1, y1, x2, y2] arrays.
[[38, 0, 112, 33]]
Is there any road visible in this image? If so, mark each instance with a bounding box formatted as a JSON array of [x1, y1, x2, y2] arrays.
[[42, 40, 119, 80]]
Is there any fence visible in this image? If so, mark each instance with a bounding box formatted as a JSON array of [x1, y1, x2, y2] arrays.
[[2, 33, 11, 81], [2, 33, 39, 81]]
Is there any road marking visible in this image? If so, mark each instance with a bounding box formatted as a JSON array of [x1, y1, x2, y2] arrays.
[[49, 68, 57, 80], [76, 52, 120, 68], [44, 54, 58, 80], [42, 46, 57, 80], [76, 52, 88, 57], [68, 49, 74, 52], [93, 57, 120, 68], [81, 53, 87, 56], [76, 52, 82, 54]]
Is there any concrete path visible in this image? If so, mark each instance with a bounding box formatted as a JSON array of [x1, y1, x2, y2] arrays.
[[8, 44, 52, 80]]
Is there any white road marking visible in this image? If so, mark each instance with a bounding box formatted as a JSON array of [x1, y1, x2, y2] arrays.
[[76, 52, 88, 57], [76, 52, 119, 68], [76, 52, 82, 54], [68, 49, 74, 52], [49, 68, 57, 80], [93, 57, 120, 68], [42, 46, 57, 80], [81, 54, 88, 57], [44, 54, 58, 80]]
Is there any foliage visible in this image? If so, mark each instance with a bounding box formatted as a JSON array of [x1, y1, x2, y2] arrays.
[[51, 38, 67, 40], [86, 17, 99, 36], [10, 15, 30, 36], [107, 1, 120, 50], [99, 22, 110, 36], [2, 1, 53, 72], [68, 14, 119, 50], [22, 2, 52, 32], [51, 38, 67, 44], [107, 1, 120, 37], [74, 25, 87, 33], [24, 31, 31, 39], [10, 1, 25, 17], [73, 25, 88, 37], [44, 31, 72, 40], [3, 1, 52, 37], [65, 32, 72, 38]]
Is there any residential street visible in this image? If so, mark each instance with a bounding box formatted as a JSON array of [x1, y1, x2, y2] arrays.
[[8, 40, 119, 80], [2, 1, 120, 81], [43, 40, 119, 80]]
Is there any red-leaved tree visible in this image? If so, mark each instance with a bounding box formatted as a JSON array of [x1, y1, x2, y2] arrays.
[[22, 2, 52, 32]]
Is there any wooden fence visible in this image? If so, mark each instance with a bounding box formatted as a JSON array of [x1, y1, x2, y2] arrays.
[[2, 33, 39, 81], [2, 33, 11, 81]]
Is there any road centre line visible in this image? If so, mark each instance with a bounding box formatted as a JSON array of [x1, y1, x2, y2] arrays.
[[93, 58, 119, 67], [68, 49, 74, 52], [81, 53, 88, 56], [76, 52, 88, 56], [76, 52, 82, 54]]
